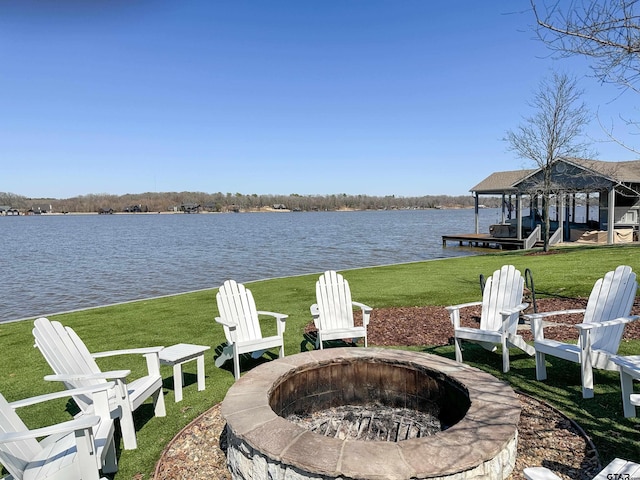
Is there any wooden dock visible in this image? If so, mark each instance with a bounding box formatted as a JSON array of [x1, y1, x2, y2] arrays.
[[442, 233, 527, 250]]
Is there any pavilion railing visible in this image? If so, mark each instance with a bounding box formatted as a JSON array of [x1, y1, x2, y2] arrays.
[[524, 225, 541, 250], [549, 227, 563, 246]]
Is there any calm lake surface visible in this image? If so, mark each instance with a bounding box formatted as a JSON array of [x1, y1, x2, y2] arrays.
[[1, 208, 502, 323]]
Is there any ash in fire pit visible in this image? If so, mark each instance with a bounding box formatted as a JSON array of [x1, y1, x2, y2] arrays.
[[287, 403, 442, 441]]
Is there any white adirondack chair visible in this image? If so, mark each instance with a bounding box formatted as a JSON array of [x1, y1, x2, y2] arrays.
[[311, 270, 372, 350], [446, 265, 534, 373], [525, 265, 639, 399], [0, 382, 117, 480], [32, 317, 166, 451], [214, 280, 288, 380]]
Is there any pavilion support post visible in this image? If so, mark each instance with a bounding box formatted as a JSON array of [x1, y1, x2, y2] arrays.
[[516, 194, 522, 240], [586, 194, 590, 224], [474, 193, 479, 234], [608, 188, 616, 244], [565, 195, 571, 241], [559, 195, 566, 242]]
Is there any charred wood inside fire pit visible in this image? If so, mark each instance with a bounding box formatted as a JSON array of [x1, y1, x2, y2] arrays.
[[287, 403, 443, 441]]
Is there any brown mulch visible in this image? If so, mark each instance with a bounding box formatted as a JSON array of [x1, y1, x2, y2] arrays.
[[351, 297, 640, 347], [155, 298, 640, 480]]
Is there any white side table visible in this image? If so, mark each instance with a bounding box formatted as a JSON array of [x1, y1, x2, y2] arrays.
[[159, 343, 211, 402], [611, 355, 640, 418]]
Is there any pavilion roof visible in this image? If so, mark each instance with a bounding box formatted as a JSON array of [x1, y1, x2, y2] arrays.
[[470, 158, 640, 195]]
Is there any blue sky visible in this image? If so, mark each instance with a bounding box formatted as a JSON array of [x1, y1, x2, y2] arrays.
[[1, 1, 638, 198]]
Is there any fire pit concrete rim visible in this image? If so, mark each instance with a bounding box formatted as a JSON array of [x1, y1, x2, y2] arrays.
[[222, 347, 520, 479]]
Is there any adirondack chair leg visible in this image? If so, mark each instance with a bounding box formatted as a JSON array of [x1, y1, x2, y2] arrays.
[[502, 343, 510, 373], [507, 334, 535, 356], [119, 406, 138, 450], [279, 344, 285, 358], [620, 370, 637, 418], [152, 387, 166, 417], [454, 337, 463, 363], [581, 362, 595, 399], [535, 351, 547, 380], [580, 330, 595, 399], [102, 436, 118, 474], [233, 348, 241, 380], [75, 427, 101, 480]]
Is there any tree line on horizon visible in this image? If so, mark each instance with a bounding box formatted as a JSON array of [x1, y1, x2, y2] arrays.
[[0, 191, 500, 213]]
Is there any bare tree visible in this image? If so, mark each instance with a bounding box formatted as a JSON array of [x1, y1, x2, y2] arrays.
[[531, 0, 640, 91], [531, 0, 640, 150], [505, 72, 592, 251]]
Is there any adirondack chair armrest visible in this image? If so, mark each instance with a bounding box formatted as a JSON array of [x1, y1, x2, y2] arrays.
[[0, 415, 100, 444], [256, 311, 288, 320], [446, 301, 483, 311], [10, 382, 117, 409], [526, 309, 588, 342], [576, 315, 640, 331], [215, 316, 237, 329], [92, 346, 164, 358], [351, 302, 372, 326], [257, 311, 288, 335], [523, 309, 587, 322], [44, 370, 132, 383], [500, 302, 529, 316], [310, 304, 320, 328], [445, 301, 482, 329]]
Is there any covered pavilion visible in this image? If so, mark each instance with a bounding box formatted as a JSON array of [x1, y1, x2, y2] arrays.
[[469, 158, 640, 247]]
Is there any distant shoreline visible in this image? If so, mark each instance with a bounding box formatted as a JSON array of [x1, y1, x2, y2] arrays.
[[3, 205, 478, 216]]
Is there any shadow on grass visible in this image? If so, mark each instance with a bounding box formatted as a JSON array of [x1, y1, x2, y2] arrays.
[[421, 342, 640, 465]]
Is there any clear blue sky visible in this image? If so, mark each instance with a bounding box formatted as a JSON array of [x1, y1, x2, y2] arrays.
[[1, 1, 638, 199]]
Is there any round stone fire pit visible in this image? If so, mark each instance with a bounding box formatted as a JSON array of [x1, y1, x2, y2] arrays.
[[221, 348, 520, 480]]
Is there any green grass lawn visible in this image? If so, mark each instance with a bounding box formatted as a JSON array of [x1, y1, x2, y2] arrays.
[[1, 243, 639, 478]]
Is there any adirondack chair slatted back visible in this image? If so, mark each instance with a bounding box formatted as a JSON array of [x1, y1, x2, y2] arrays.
[[316, 271, 355, 330], [33, 317, 104, 411], [585, 265, 637, 353], [217, 280, 263, 343], [480, 265, 524, 334], [0, 393, 41, 479]]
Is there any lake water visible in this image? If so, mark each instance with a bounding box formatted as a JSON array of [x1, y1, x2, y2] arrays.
[[0, 208, 502, 323]]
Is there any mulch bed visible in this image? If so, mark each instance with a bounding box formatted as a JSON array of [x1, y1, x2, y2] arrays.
[[155, 297, 640, 480], [361, 297, 640, 347]]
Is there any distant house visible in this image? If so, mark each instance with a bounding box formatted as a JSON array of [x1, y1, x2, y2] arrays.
[[98, 208, 114, 214], [180, 203, 200, 214], [202, 203, 221, 212], [29, 204, 52, 214], [123, 205, 148, 213], [0, 205, 11, 215], [272, 203, 287, 210]]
